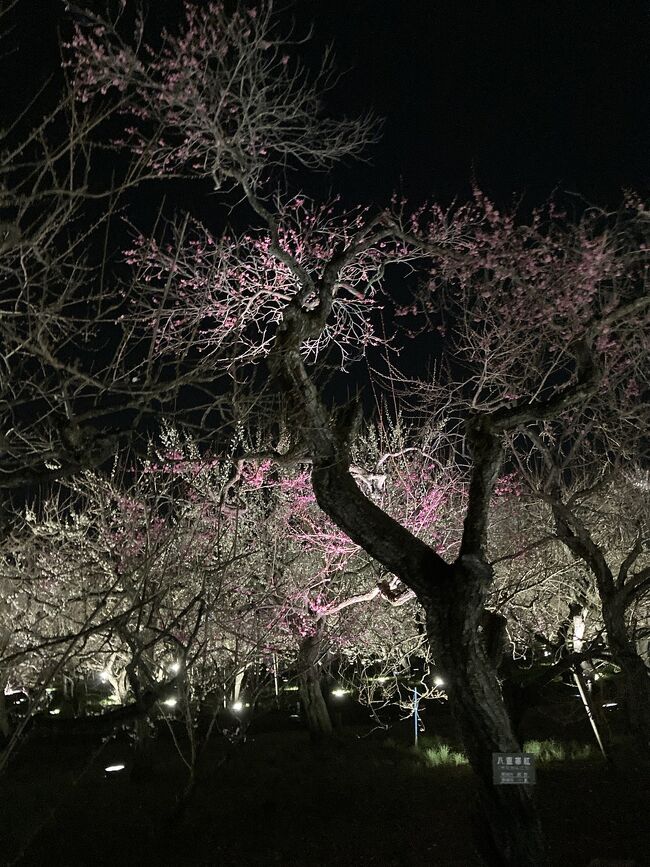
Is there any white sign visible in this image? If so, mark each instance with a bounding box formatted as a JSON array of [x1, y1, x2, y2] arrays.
[[492, 752, 536, 785]]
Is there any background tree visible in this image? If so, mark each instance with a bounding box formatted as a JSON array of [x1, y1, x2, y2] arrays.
[[516, 463, 649, 752]]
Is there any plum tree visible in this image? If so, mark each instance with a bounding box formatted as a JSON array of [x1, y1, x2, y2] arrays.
[[1, 2, 647, 864]]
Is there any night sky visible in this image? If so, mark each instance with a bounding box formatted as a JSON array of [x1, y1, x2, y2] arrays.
[[293, 0, 650, 209], [3, 0, 648, 401], [6, 1, 649, 209]]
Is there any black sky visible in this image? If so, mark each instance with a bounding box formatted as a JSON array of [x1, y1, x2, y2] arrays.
[[4, 0, 647, 391], [5, 1, 649, 210], [293, 0, 649, 208]]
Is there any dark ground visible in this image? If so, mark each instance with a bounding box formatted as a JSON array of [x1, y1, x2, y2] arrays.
[[1, 711, 648, 867]]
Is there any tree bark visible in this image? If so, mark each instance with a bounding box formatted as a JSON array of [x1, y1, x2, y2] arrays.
[[423, 559, 546, 867], [309, 461, 548, 863], [303, 440, 549, 863], [125, 658, 155, 780], [268, 282, 552, 864], [297, 622, 333, 742], [602, 597, 650, 754]]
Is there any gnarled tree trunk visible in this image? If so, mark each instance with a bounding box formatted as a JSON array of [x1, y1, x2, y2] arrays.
[[265, 228, 567, 865], [297, 621, 333, 741], [602, 598, 650, 753], [124, 655, 155, 780], [307, 454, 548, 866], [423, 559, 545, 867]]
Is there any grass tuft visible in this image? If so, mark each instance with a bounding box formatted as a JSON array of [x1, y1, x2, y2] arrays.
[[523, 739, 593, 762], [409, 736, 594, 768], [417, 737, 469, 767]]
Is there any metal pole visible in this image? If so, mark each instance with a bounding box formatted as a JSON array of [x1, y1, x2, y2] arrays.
[[272, 654, 279, 704], [573, 665, 608, 761], [414, 687, 419, 747]]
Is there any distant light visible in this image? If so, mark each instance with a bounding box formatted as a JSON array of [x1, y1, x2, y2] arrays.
[[283, 685, 299, 692], [434, 677, 445, 688], [593, 674, 600, 681], [163, 698, 178, 708], [104, 764, 125, 773], [374, 676, 389, 683], [543, 651, 551, 658], [232, 701, 243, 713], [331, 688, 348, 698], [169, 661, 180, 674], [49, 708, 61, 715], [602, 701, 618, 708]]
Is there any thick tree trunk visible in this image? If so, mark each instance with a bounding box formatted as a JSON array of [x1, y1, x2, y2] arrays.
[[125, 660, 155, 780], [270, 327, 553, 864], [424, 560, 547, 867], [304, 459, 548, 863], [131, 715, 154, 780], [297, 623, 333, 742], [603, 600, 650, 754], [0, 686, 10, 743]]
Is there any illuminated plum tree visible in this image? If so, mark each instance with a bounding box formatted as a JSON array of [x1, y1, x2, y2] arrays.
[[0, 2, 645, 864], [155, 425, 434, 742], [416, 195, 649, 751], [0, 448, 275, 770], [511, 466, 649, 751]]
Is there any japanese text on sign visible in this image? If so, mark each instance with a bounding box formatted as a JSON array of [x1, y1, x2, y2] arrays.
[[492, 753, 536, 785]]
